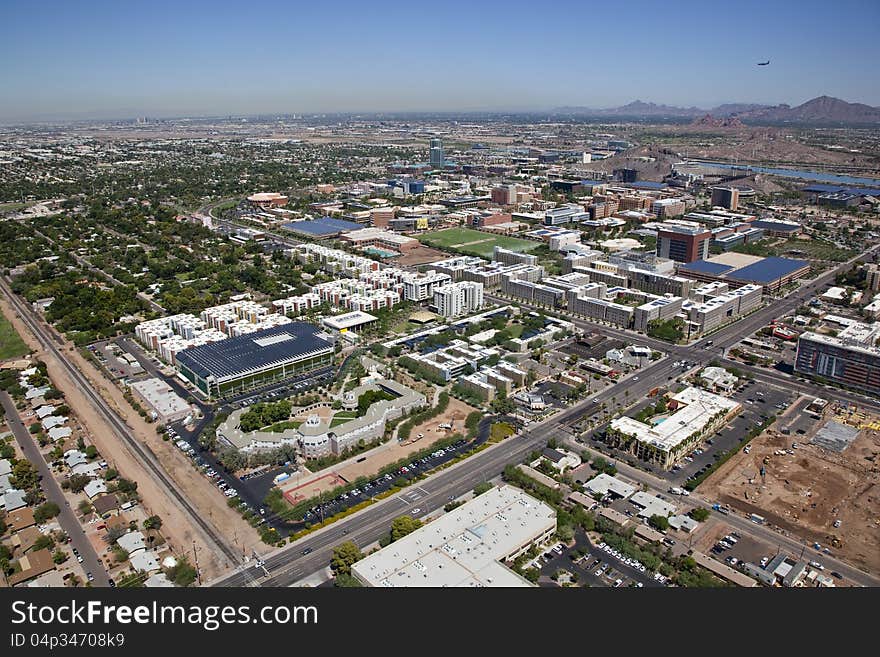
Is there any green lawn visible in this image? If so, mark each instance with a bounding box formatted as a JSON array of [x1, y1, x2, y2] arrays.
[[0, 202, 30, 213], [733, 238, 854, 263], [330, 411, 358, 427], [420, 227, 540, 258], [0, 313, 29, 360]]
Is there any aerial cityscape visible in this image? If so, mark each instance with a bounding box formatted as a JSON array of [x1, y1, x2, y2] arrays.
[[1, 1, 879, 594]]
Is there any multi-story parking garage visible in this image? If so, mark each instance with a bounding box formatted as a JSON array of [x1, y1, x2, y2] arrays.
[[175, 323, 335, 399]]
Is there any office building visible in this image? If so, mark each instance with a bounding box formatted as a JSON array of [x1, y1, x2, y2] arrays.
[[652, 198, 687, 218], [607, 387, 740, 469], [491, 184, 518, 206], [493, 246, 538, 266], [864, 264, 880, 292], [351, 485, 556, 587], [429, 138, 444, 168], [656, 223, 711, 263], [129, 378, 191, 424], [711, 186, 740, 211], [795, 322, 880, 396]]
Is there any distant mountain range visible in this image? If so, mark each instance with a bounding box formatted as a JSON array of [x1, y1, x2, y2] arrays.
[[553, 96, 880, 125]]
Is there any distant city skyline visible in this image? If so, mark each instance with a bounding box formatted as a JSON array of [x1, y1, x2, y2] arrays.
[[2, 0, 879, 122]]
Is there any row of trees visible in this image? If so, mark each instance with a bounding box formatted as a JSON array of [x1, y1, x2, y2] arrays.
[[239, 400, 292, 433]]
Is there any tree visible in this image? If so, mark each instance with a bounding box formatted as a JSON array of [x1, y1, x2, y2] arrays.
[[330, 541, 364, 576], [85, 445, 99, 460], [33, 502, 60, 523], [689, 507, 710, 522], [11, 460, 39, 490], [648, 515, 670, 532], [78, 500, 93, 516], [52, 549, 68, 565], [67, 474, 91, 494], [143, 515, 162, 531], [523, 567, 540, 583], [165, 557, 198, 586], [33, 535, 55, 551], [490, 393, 515, 415], [390, 515, 422, 542], [473, 481, 493, 497]]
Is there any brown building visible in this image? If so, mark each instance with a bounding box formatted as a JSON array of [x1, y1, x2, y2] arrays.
[[7, 548, 55, 586], [5, 507, 36, 533], [711, 186, 740, 210]]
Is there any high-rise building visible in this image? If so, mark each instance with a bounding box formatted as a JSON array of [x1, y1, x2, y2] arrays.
[[432, 281, 484, 317], [491, 184, 518, 206], [656, 224, 712, 263], [795, 322, 880, 396], [613, 168, 638, 183], [864, 263, 880, 292], [429, 138, 444, 168], [711, 186, 740, 211]]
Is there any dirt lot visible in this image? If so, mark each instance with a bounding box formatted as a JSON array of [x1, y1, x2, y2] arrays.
[[701, 417, 880, 574], [395, 245, 451, 267], [0, 296, 259, 579]]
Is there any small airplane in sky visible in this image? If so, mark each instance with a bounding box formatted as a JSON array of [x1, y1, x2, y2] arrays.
[[757, 60, 770, 66]]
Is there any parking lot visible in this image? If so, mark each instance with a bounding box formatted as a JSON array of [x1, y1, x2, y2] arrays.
[[300, 437, 477, 526], [581, 378, 796, 486], [537, 530, 665, 588], [87, 340, 145, 380]]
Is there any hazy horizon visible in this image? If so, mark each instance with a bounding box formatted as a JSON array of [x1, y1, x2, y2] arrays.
[[2, 0, 879, 123]]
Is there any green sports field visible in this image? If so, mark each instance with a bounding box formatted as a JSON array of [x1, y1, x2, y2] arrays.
[[419, 227, 540, 258], [0, 312, 29, 360]]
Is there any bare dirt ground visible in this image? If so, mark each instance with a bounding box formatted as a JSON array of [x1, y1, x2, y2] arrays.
[[0, 296, 259, 578], [395, 246, 450, 267], [280, 471, 347, 505], [701, 417, 880, 574]]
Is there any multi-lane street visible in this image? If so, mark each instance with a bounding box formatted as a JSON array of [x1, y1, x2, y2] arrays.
[[213, 242, 880, 588]]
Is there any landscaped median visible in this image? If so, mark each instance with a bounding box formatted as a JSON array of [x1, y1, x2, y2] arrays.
[[260, 414, 520, 544]]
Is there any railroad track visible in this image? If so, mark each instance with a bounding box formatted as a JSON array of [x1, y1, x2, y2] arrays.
[[0, 276, 240, 568]]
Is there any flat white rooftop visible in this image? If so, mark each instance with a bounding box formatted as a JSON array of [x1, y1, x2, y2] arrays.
[[351, 485, 556, 587], [322, 311, 379, 330], [585, 473, 636, 499], [610, 386, 739, 452]]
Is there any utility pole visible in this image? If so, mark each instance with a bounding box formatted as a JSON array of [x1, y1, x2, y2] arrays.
[[192, 540, 201, 586]]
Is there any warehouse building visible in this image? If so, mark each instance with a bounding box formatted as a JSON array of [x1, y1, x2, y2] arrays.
[[176, 323, 334, 398], [129, 378, 191, 424], [351, 485, 556, 587]]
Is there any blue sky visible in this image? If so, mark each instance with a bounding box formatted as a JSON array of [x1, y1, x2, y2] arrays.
[[2, 0, 878, 121]]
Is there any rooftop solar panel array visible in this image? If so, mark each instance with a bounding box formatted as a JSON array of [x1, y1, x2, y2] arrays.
[[726, 256, 810, 284], [678, 260, 735, 276], [283, 218, 364, 236], [175, 323, 333, 381]]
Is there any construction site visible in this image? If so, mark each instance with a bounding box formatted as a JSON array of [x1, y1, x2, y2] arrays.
[[702, 397, 880, 574]]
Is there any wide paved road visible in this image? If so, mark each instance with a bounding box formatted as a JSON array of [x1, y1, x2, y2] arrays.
[[1, 391, 110, 587], [212, 359, 674, 586], [216, 243, 880, 587]]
